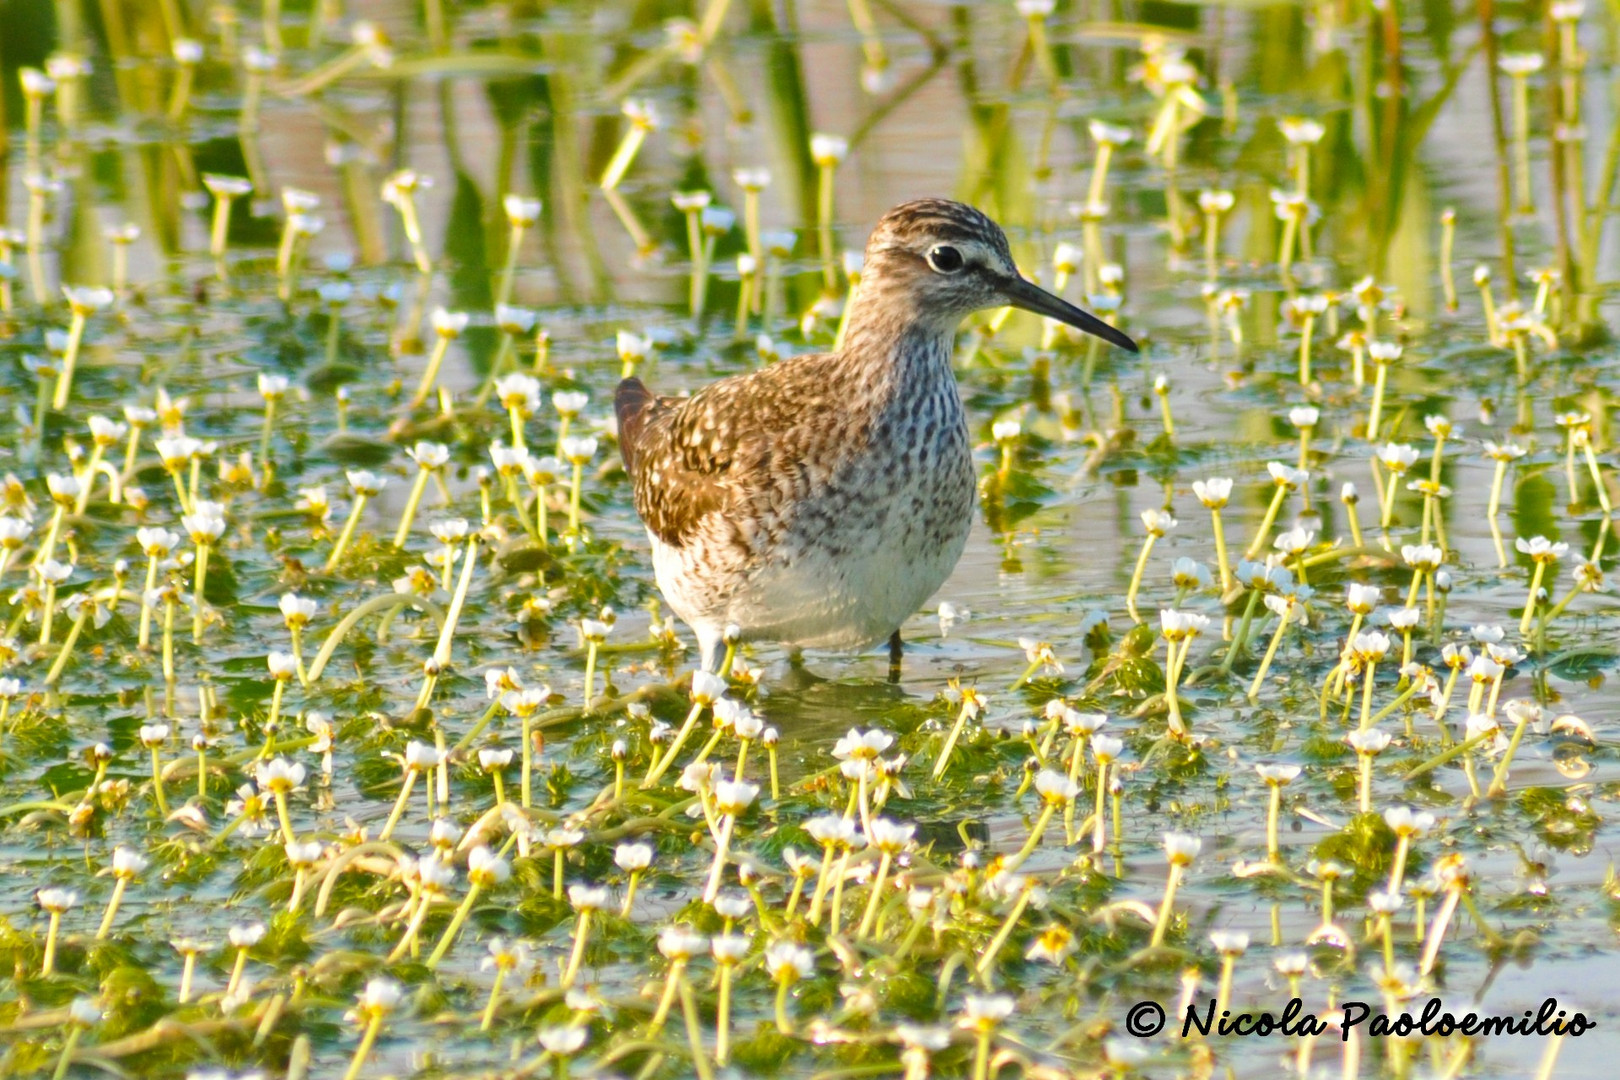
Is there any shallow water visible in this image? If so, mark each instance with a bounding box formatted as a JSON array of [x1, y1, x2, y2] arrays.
[[2, 0, 1619, 1076]]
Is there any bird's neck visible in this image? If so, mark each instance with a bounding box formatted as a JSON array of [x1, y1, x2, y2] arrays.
[[836, 314, 959, 405]]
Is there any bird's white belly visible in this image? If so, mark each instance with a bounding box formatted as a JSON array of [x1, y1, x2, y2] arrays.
[[733, 520, 968, 650], [648, 491, 971, 655]]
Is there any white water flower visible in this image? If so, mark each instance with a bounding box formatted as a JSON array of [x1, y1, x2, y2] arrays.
[[1255, 763, 1301, 785], [1516, 536, 1568, 561], [1346, 728, 1392, 755], [1163, 832, 1201, 865], [1193, 477, 1233, 507], [809, 133, 849, 165], [765, 941, 814, 981], [1140, 509, 1177, 536]]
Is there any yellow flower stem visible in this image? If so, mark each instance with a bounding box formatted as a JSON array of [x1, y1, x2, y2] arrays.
[[179, 951, 197, 1001], [1266, 784, 1282, 862], [479, 969, 506, 1032], [1215, 954, 1236, 1018], [1367, 681, 1423, 729], [931, 699, 976, 780], [52, 311, 88, 410], [702, 814, 736, 903], [393, 470, 432, 548], [386, 893, 433, 963], [644, 698, 707, 787], [496, 223, 524, 310], [1164, 636, 1189, 735], [582, 641, 599, 710], [150, 745, 169, 816], [1091, 760, 1110, 852], [975, 883, 1033, 984], [410, 335, 454, 408], [716, 961, 735, 1064], [561, 908, 592, 986], [1388, 835, 1411, 896], [426, 882, 483, 968], [1246, 608, 1292, 701], [532, 480, 550, 546], [797, 847, 832, 926], [1377, 474, 1403, 535], [567, 461, 585, 546], [855, 851, 894, 938], [817, 164, 837, 290], [1205, 507, 1234, 595], [272, 789, 295, 845], [621, 871, 642, 918], [1486, 710, 1535, 797], [682, 210, 707, 317], [1439, 213, 1457, 310], [162, 595, 177, 689], [1368, 361, 1390, 441], [600, 126, 648, 191], [1582, 441, 1612, 513], [1519, 561, 1547, 635], [342, 1015, 383, 1080], [1204, 210, 1222, 280], [1221, 589, 1262, 673], [377, 770, 418, 842], [1420, 889, 1462, 976], [1243, 485, 1289, 561], [95, 878, 128, 939], [1511, 73, 1533, 211], [325, 495, 368, 571], [1277, 210, 1299, 278], [51, 1027, 83, 1080], [42, 911, 61, 975], [400, 198, 432, 276], [519, 711, 538, 810], [1087, 144, 1114, 208], [1124, 534, 1158, 622], [433, 536, 481, 668], [1149, 863, 1185, 947], [648, 960, 684, 1033], [827, 848, 852, 934], [74, 446, 105, 514], [224, 946, 252, 996], [33, 504, 65, 571], [678, 972, 716, 1080], [210, 195, 236, 262], [1297, 313, 1314, 385], [44, 602, 89, 684], [1358, 658, 1380, 730]]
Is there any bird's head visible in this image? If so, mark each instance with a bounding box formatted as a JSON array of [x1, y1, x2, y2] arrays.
[[854, 198, 1137, 352]]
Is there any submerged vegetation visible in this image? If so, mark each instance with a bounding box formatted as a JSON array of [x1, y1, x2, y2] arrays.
[[0, 0, 1617, 1076]]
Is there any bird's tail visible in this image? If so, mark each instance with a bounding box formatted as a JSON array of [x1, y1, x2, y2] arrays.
[[614, 377, 655, 474]]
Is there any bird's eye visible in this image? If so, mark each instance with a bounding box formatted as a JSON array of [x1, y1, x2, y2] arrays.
[[926, 245, 965, 274]]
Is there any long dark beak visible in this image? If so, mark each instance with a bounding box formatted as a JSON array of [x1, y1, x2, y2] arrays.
[[1000, 276, 1139, 353]]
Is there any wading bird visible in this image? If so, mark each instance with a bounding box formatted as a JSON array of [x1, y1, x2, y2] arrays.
[[616, 199, 1138, 676]]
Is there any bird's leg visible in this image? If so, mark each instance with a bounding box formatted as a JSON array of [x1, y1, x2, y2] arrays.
[[697, 628, 723, 674], [887, 631, 903, 684]]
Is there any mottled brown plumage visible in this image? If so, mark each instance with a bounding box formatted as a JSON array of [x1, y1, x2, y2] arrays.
[[616, 199, 1136, 670]]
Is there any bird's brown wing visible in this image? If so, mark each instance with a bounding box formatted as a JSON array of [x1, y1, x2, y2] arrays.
[[613, 377, 657, 475], [615, 376, 750, 549], [614, 359, 835, 550]]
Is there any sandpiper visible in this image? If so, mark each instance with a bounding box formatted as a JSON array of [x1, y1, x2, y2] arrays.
[[615, 198, 1138, 673]]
